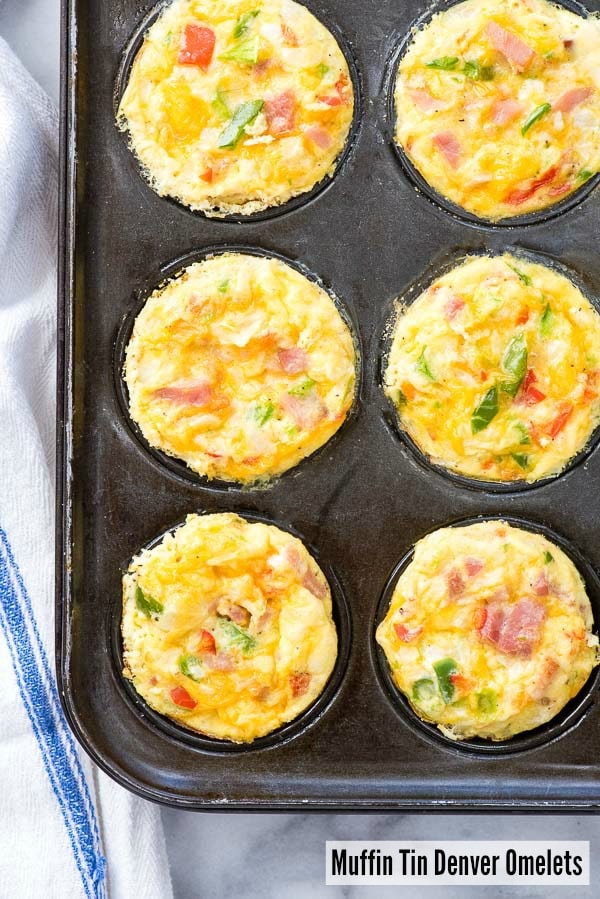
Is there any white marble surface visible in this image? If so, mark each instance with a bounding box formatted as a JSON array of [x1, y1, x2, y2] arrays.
[[3, 2, 599, 897]]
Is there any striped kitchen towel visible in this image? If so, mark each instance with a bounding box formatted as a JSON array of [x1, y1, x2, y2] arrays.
[[0, 36, 173, 899]]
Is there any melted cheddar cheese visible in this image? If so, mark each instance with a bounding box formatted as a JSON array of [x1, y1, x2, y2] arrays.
[[384, 253, 600, 484], [376, 521, 598, 741], [118, 0, 354, 215], [122, 512, 337, 742], [394, 0, 600, 220], [124, 252, 356, 484]]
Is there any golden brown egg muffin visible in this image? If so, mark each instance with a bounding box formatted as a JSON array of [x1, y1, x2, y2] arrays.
[[124, 252, 356, 484], [394, 0, 600, 220], [376, 520, 598, 741], [383, 253, 600, 484], [117, 0, 354, 216], [122, 512, 338, 742]]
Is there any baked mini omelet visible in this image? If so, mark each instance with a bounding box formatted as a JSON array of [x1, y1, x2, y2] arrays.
[[124, 252, 356, 484], [394, 0, 600, 220], [384, 253, 600, 484], [117, 0, 354, 216], [122, 512, 338, 742], [376, 520, 598, 741]]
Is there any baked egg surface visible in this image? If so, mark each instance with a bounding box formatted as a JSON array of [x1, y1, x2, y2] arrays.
[[122, 512, 338, 742], [394, 0, 600, 220], [384, 253, 600, 483], [376, 520, 598, 741], [124, 252, 356, 484], [118, 0, 354, 215]]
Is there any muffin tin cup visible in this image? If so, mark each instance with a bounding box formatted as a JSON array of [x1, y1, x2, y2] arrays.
[[372, 514, 600, 757], [113, 0, 364, 224], [110, 509, 353, 755], [383, 0, 600, 231], [113, 243, 364, 493], [378, 245, 600, 494]]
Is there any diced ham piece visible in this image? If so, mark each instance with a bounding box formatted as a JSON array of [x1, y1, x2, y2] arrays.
[[265, 90, 296, 135], [394, 623, 423, 643], [283, 545, 328, 600], [281, 22, 299, 46], [480, 603, 504, 644], [290, 672, 311, 697], [466, 558, 484, 577], [554, 86, 593, 113], [178, 24, 215, 68], [277, 346, 308, 374], [283, 544, 306, 577], [480, 598, 546, 657], [256, 608, 274, 632], [305, 126, 332, 149], [532, 572, 549, 596], [204, 652, 234, 672], [302, 567, 328, 600], [281, 392, 327, 430], [153, 380, 212, 406], [253, 59, 271, 77], [409, 88, 442, 113], [444, 295, 465, 320], [491, 97, 523, 125], [218, 601, 251, 628], [498, 599, 546, 657], [433, 131, 461, 169], [486, 21, 535, 72], [447, 568, 465, 598]]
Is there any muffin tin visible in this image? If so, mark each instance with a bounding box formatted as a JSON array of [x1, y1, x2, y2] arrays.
[[57, 0, 600, 809]]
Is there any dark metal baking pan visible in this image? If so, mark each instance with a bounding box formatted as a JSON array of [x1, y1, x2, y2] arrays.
[[57, 0, 600, 809]]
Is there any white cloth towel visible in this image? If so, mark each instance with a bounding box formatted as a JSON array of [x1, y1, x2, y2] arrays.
[[0, 37, 173, 899]]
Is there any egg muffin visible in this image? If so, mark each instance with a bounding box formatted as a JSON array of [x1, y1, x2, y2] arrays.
[[384, 253, 600, 484], [124, 252, 356, 484], [122, 512, 338, 742], [117, 0, 354, 216], [376, 520, 598, 742], [393, 0, 600, 220]]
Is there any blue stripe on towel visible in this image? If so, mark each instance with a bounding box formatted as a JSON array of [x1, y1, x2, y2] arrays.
[[0, 526, 106, 899]]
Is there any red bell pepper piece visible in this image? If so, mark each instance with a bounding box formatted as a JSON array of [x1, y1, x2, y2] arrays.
[[198, 629, 216, 654], [170, 686, 197, 709], [546, 403, 573, 438], [178, 24, 216, 68]]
